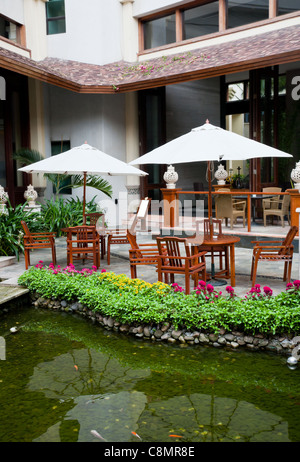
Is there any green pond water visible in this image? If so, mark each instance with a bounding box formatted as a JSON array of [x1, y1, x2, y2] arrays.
[[0, 306, 300, 443]]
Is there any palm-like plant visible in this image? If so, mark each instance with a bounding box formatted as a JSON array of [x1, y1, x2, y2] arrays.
[[13, 148, 113, 198]]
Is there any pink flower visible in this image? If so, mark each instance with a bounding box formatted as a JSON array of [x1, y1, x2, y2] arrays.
[[293, 280, 300, 289], [199, 280, 206, 287], [206, 284, 214, 293], [101, 269, 107, 273], [263, 286, 273, 296], [226, 286, 234, 293]]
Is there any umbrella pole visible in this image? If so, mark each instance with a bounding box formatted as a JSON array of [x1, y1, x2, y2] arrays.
[[83, 172, 87, 219], [207, 161, 213, 239], [207, 161, 226, 286]]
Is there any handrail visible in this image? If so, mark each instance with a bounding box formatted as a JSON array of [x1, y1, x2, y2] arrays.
[[176, 190, 288, 232]]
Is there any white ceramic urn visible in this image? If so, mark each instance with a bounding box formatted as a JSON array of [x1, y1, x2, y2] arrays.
[[163, 165, 178, 189], [214, 164, 228, 185]]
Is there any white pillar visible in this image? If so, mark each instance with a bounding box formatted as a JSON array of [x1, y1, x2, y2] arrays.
[[119, 0, 138, 62]]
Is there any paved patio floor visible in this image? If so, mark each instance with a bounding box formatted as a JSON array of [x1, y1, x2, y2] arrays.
[[0, 218, 299, 299]]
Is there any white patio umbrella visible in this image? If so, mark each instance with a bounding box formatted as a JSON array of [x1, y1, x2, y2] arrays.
[[130, 120, 293, 237], [19, 142, 147, 217]]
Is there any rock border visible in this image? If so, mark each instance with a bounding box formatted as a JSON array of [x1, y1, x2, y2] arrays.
[[28, 293, 300, 358]]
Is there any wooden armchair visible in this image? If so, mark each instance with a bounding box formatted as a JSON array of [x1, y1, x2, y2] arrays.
[[106, 198, 151, 265], [84, 212, 106, 258], [196, 218, 230, 279], [250, 226, 298, 287], [263, 194, 290, 227], [21, 220, 56, 270], [215, 193, 246, 229], [156, 236, 207, 294], [127, 229, 162, 279], [66, 225, 100, 268]]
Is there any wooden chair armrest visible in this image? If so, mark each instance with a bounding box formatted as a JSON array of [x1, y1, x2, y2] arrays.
[[251, 240, 282, 244], [29, 232, 56, 237], [254, 245, 293, 251]]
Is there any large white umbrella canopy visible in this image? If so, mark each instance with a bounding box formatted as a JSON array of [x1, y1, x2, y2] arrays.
[[19, 142, 147, 216], [19, 142, 148, 176], [129, 121, 293, 165], [129, 121, 293, 238]]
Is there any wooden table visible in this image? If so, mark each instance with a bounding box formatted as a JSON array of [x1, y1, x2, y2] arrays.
[[186, 234, 240, 287]]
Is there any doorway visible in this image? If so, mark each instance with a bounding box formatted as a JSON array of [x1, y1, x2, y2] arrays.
[[138, 87, 166, 203]]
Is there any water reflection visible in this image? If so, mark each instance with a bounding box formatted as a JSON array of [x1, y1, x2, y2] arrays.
[[0, 308, 299, 442]]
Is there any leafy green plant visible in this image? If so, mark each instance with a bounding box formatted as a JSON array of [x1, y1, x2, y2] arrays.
[[18, 265, 300, 336], [40, 196, 99, 236], [0, 202, 44, 257]]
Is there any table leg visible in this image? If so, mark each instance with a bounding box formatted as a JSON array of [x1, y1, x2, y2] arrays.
[[247, 195, 251, 232], [229, 244, 236, 287]]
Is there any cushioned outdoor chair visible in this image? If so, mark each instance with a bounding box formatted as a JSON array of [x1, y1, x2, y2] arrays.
[[21, 220, 56, 270], [263, 194, 290, 227], [215, 193, 246, 229]]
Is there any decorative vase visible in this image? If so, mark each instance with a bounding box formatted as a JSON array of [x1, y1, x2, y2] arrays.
[[291, 162, 300, 191], [0, 185, 8, 214], [24, 184, 38, 207], [214, 164, 228, 185], [163, 165, 178, 189]]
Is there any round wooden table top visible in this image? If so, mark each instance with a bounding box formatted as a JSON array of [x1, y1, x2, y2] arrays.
[[186, 234, 240, 246]]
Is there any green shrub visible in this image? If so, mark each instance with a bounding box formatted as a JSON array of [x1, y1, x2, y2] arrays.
[[40, 196, 98, 236], [18, 265, 300, 336], [0, 202, 44, 258]]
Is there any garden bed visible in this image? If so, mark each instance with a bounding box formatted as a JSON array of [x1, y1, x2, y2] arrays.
[[18, 263, 300, 357]]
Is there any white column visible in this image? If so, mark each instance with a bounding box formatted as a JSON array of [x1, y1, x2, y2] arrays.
[[119, 0, 139, 62], [119, 1, 141, 212]]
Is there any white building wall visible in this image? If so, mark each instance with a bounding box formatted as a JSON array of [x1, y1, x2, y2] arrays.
[[43, 84, 128, 226], [0, 0, 24, 24], [47, 0, 124, 65], [133, 0, 188, 17]]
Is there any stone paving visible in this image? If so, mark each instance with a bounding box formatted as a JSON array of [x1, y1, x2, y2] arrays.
[[0, 221, 299, 299]]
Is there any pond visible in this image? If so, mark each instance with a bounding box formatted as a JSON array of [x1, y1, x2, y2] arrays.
[[0, 306, 300, 443]]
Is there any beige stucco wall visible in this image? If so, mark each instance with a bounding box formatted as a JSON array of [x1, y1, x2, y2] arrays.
[[23, 0, 48, 60]]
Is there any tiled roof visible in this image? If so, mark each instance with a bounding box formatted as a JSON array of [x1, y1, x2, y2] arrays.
[[1, 24, 300, 93]]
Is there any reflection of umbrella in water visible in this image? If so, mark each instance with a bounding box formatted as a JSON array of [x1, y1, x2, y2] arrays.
[[19, 142, 147, 217], [130, 120, 293, 238]]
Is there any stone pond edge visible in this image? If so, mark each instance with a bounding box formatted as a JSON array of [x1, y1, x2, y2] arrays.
[[21, 292, 300, 359]]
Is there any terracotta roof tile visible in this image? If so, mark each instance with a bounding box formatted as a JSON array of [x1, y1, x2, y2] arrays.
[[0, 24, 299, 93]]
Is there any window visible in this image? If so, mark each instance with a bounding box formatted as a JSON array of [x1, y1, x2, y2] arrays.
[[46, 0, 66, 35], [139, 0, 300, 52], [227, 81, 249, 102], [183, 2, 219, 40], [227, 0, 269, 29], [51, 141, 71, 194], [277, 0, 300, 16], [143, 14, 176, 50], [0, 15, 19, 43]]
